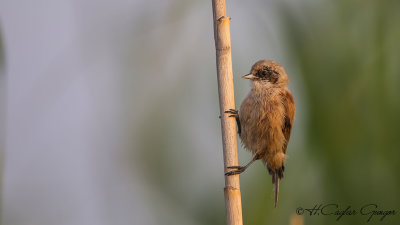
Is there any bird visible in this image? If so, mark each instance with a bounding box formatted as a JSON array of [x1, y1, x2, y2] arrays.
[[224, 60, 296, 208]]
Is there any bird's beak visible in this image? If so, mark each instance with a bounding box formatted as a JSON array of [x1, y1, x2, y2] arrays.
[[242, 73, 257, 79]]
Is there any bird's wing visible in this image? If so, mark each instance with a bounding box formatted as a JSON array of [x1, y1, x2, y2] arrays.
[[281, 90, 296, 154]]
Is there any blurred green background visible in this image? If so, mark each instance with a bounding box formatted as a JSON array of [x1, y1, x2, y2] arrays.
[[1, 0, 399, 225]]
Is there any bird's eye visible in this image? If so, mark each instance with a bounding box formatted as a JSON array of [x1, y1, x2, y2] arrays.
[[262, 71, 268, 76]]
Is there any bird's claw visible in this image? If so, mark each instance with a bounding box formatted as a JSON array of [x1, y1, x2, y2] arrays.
[[229, 166, 245, 169], [225, 166, 246, 176], [224, 109, 239, 118]]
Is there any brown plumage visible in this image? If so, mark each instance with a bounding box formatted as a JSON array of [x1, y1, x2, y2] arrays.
[[225, 60, 296, 208]]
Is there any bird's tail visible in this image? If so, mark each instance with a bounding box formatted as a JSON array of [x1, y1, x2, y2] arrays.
[[273, 174, 279, 208], [270, 166, 284, 208]]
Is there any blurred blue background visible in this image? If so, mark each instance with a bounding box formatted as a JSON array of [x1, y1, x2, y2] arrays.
[[0, 0, 399, 225]]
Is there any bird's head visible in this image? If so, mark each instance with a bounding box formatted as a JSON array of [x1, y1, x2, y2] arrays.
[[243, 60, 289, 88]]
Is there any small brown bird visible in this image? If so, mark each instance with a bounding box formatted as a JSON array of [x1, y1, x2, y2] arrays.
[[225, 60, 296, 208]]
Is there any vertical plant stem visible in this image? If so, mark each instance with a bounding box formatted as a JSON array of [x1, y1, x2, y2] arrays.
[[211, 1, 243, 225]]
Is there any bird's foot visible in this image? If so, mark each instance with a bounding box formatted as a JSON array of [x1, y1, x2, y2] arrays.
[[224, 109, 241, 135], [224, 109, 239, 118], [225, 166, 246, 176]]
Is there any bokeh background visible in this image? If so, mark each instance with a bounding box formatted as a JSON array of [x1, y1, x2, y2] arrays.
[[1, 0, 399, 225]]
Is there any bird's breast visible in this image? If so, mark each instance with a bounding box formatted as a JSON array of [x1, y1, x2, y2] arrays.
[[239, 90, 285, 154]]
